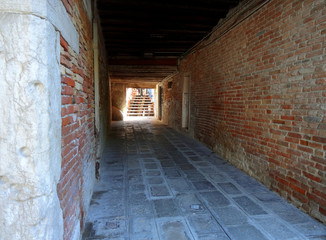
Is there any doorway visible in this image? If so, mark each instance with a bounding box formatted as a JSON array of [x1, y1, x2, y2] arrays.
[[158, 86, 163, 120], [126, 88, 155, 118], [182, 76, 190, 129]]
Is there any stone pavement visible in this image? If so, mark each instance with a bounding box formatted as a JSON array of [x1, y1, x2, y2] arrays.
[[83, 119, 326, 240]]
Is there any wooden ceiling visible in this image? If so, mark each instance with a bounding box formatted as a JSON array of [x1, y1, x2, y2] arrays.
[[96, 0, 240, 83]]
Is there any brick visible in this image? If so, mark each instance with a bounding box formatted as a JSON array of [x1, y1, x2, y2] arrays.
[[62, 86, 74, 95], [62, 96, 72, 105], [273, 119, 286, 124], [281, 115, 295, 120], [312, 136, 326, 143], [288, 132, 302, 139], [288, 183, 306, 195], [297, 145, 313, 154], [62, 76, 75, 87], [60, 36, 69, 52], [320, 207, 326, 216], [303, 171, 322, 183]]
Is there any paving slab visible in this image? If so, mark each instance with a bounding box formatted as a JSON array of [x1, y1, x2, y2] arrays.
[[212, 205, 248, 226], [83, 119, 326, 240], [158, 219, 194, 240], [227, 224, 268, 240], [187, 214, 224, 235], [233, 196, 267, 215]]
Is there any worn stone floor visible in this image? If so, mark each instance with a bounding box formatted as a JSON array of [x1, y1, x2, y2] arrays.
[[83, 119, 326, 240]]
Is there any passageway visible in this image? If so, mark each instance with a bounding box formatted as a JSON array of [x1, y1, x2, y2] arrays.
[[83, 120, 326, 240]]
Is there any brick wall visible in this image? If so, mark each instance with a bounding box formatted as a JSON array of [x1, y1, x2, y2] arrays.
[[163, 0, 326, 223], [58, 0, 110, 239]]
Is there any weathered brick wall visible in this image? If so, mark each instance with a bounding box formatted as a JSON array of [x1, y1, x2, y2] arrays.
[[163, 0, 326, 223], [58, 0, 110, 239]]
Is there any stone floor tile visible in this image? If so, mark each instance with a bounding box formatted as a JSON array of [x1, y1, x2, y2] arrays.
[[276, 210, 315, 224], [150, 185, 171, 197], [163, 168, 181, 178], [200, 191, 230, 207], [218, 182, 242, 195], [128, 175, 143, 185], [145, 170, 161, 176], [130, 233, 158, 240], [160, 160, 176, 167], [129, 183, 145, 193], [147, 176, 164, 184], [129, 203, 154, 217], [207, 173, 229, 183], [129, 192, 147, 205], [129, 217, 156, 234], [253, 191, 284, 202], [83, 120, 326, 240], [84, 217, 127, 239], [227, 224, 269, 240], [167, 178, 192, 193], [144, 163, 158, 169], [175, 193, 207, 214], [178, 163, 196, 171], [196, 234, 230, 240], [192, 180, 216, 191], [233, 196, 267, 215], [159, 220, 194, 240], [255, 217, 305, 239], [293, 221, 326, 238], [187, 214, 224, 235], [153, 199, 179, 217], [212, 205, 248, 226]]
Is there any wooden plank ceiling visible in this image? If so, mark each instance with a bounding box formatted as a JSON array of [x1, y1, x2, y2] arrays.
[[97, 0, 240, 83]]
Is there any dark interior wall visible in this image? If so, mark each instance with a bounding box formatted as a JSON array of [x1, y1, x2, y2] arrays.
[[163, 0, 326, 223]]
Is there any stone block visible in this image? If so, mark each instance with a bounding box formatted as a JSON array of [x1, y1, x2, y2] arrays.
[[144, 163, 158, 170], [147, 177, 164, 184], [218, 182, 242, 195], [160, 220, 192, 240], [200, 191, 230, 207], [233, 196, 267, 215], [167, 178, 192, 193], [255, 217, 303, 239], [193, 180, 216, 191], [176, 193, 207, 214], [153, 199, 179, 217], [129, 202, 154, 217], [150, 185, 171, 197], [187, 214, 224, 235], [212, 206, 248, 225], [164, 168, 181, 178], [227, 224, 268, 240]]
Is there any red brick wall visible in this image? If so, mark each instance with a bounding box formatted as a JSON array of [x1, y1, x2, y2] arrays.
[[163, 0, 326, 223], [58, 1, 110, 239]]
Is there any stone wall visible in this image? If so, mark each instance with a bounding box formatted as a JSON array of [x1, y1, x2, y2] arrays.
[[163, 0, 326, 223], [0, 0, 76, 239], [58, 0, 110, 239]]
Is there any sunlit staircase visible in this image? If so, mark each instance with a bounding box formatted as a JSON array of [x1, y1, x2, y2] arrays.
[[127, 95, 154, 117]]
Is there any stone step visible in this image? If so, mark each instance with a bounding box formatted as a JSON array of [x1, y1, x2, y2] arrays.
[[127, 113, 154, 116]]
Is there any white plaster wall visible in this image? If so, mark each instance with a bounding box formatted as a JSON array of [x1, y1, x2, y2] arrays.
[[0, 13, 62, 240]]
